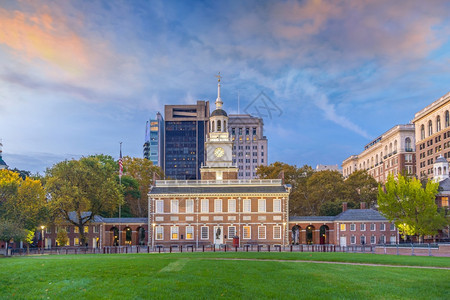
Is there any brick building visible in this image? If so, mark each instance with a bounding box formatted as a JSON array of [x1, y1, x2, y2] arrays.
[[413, 92, 450, 179], [289, 203, 398, 246]]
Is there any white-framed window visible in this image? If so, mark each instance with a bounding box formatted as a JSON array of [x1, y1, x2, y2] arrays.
[[201, 226, 209, 239], [350, 224, 356, 231], [380, 235, 386, 244], [93, 226, 99, 233], [215, 199, 222, 213], [171, 200, 179, 213], [74, 227, 80, 233], [243, 226, 251, 239], [243, 199, 251, 212], [340, 224, 346, 231], [258, 226, 266, 239], [258, 199, 266, 212], [74, 238, 79, 246], [360, 223, 366, 231], [201, 199, 209, 213], [370, 223, 376, 231], [351, 235, 356, 244], [186, 226, 194, 240], [273, 226, 281, 239], [228, 226, 236, 238], [84, 226, 89, 233], [156, 226, 163, 240], [156, 200, 164, 213], [390, 223, 395, 231], [170, 226, 179, 240], [370, 235, 376, 244], [228, 199, 236, 213], [380, 223, 386, 231], [360, 235, 366, 245], [186, 199, 194, 213], [46, 227, 51, 234], [273, 199, 281, 212]]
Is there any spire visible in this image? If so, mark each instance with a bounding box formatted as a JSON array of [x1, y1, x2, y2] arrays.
[[215, 72, 223, 110]]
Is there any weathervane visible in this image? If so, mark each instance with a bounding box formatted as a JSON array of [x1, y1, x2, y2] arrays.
[[216, 72, 222, 83]]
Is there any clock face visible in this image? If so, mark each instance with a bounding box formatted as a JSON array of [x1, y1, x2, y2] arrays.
[[214, 147, 225, 158]]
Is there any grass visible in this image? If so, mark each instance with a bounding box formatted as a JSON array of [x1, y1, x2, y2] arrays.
[[0, 252, 449, 299]]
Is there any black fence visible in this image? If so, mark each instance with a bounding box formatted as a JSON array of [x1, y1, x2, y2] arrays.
[[6, 244, 379, 256]]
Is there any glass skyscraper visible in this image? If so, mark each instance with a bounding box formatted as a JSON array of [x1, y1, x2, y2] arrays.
[[143, 112, 164, 168], [164, 101, 210, 180]]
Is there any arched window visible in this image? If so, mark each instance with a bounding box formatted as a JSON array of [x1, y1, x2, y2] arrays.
[[371, 157, 374, 167], [375, 154, 378, 164], [394, 140, 397, 152], [421, 125, 425, 140], [389, 143, 392, 154], [212, 121, 215, 132], [428, 120, 433, 136], [363, 162, 366, 169], [384, 146, 388, 155], [446, 111, 450, 128], [438, 167, 442, 176], [224, 120, 226, 132], [437, 116, 441, 132], [405, 137, 411, 151], [217, 120, 221, 132]]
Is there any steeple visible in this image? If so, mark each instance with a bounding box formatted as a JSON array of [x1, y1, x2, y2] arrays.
[[0, 139, 7, 170], [215, 72, 223, 110]]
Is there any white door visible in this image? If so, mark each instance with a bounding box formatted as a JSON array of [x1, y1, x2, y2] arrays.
[[45, 238, 52, 249], [390, 236, 396, 244], [92, 238, 97, 248], [214, 226, 223, 245], [340, 236, 347, 247]]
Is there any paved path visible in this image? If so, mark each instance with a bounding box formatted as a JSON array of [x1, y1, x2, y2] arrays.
[[195, 257, 450, 270]]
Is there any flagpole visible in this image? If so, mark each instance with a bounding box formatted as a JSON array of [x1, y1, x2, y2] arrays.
[[119, 142, 123, 248]]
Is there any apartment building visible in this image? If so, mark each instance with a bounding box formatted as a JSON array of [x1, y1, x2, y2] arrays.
[[342, 124, 416, 182], [412, 92, 450, 179]]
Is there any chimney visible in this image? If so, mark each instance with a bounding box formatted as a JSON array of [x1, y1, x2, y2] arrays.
[[279, 170, 285, 184], [360, 202, 366, 209], [342, 202, 348, 212]]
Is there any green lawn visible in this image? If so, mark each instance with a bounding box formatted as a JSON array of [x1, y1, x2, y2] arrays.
[[0, 253, 449, 299]]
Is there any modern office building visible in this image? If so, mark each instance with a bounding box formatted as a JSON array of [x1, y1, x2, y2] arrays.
[[228, 114, 268, 179], [143, 112, 164, 167], [164, 101, 210, 180], [0, 140, 7, 170], [412, 92, 450, 179], [342, 124, 416, 183]]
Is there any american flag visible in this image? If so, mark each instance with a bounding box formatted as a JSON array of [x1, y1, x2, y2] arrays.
[[119, 143, 123, 178]]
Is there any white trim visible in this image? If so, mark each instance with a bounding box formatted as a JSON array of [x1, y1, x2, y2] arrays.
[[171, 200, 179, 213], [186, 226, 194, 240], [215, 199, 222, 213], [273, 225, 282, 239], [201, 199, 209, 213], [201, 226, 209, 240], [170, 226, 179, 240], [228, 226, 236, 238], [243, 226, 251, 239], [156, 200, 164, 213], [186, 199, 194, 213], [243, 199, 251, 213], [273, 199, 281, 212], [156, 226, 164, 240], [258, 199, 266, 212]]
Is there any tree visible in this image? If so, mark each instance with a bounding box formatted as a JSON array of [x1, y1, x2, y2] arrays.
[[378, 174, 448, 242], [122, 156, 164, 217], [305, 170, 347, 215], [344, 170, 378, 208], [0, 169, 47, 230], [45, 156, 123, 245], [0, 219, 26, 256], [56, 229, 69, 247]]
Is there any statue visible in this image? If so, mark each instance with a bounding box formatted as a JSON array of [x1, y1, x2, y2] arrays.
[[292, 225, 300, 245], [216, 227, 221, 239]]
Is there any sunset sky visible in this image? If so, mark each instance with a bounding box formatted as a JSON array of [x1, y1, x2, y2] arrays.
[[1, 0, 449, 174]]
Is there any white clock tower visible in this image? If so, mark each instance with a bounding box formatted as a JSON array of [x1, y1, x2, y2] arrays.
[[200, 73, 238, 180]]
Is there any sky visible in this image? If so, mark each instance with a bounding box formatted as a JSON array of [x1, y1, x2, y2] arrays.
[[0, 0, 449, 174]]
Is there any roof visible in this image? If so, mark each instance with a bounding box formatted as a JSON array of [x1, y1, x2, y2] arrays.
[[211, 109, 228, 117], [149, 185, 289, 195], [67, 211, 104, 223], [0, 156, 7, 167], [435, 156, 448, 163], [334, 209, 387, 221], [438, 178, 450, 192]]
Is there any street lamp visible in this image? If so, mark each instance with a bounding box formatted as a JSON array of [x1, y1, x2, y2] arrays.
[[40, 225, 45, 252]]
